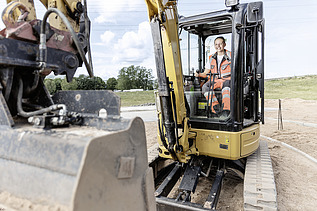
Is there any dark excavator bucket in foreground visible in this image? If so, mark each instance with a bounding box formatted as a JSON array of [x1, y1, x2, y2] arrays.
[[0, 90, 156, 211]]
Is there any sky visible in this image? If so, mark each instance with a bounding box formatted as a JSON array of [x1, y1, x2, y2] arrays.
[[0, 0, 317, 79]]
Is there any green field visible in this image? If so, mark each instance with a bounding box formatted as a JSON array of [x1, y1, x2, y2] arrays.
[[265, 75, 317, 100], [116, 75, 317, 106], [116, 90, 156, 107]]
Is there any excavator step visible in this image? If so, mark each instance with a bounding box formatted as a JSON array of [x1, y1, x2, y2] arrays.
[[244, 140, 277, 211]]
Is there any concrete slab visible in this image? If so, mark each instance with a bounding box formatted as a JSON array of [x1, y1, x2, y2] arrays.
[[121, 106, 156, 122]]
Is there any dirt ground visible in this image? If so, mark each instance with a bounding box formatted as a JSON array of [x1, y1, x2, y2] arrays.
[[1, 99, 316, 211], [144, 98, 317, 210]]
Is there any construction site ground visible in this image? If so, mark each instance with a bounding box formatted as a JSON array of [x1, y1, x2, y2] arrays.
[[144, 98, 317, 211], [1, 99, 316, 211]]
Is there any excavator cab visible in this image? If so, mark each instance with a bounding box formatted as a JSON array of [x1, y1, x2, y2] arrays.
[[181, 3, 265, 132]]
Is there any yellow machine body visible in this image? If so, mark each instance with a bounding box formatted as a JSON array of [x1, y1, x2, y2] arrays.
[[147, 0, 262, 163], [157, 124, 260, 162]]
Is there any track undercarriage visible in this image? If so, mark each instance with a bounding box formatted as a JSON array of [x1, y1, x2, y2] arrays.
[[148, 141, 277, 211]]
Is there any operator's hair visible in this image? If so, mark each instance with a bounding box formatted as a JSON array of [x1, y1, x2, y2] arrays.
[[214, 36, 226, 44]]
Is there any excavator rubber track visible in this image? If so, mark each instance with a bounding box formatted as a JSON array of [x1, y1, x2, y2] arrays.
[[244, 140, 277, 210], [148, 140, 277, 211]]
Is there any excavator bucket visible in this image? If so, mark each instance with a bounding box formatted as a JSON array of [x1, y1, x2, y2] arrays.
[[0, 91, 156, 211], [0, 0, 156, 209]]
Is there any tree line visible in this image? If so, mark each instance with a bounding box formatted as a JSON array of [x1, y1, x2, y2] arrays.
[[44, 65, 156, 95]]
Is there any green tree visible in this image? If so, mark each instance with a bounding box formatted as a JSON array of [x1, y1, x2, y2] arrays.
[[77, 74, 106, 90], [44, 78, 56, 95], [116, 66, 135, 90], [76, 74, 87, 90], [54, 78, 62, 92], [153, 78, 158, 90], [61, 77, 78, 90], [136, 67, 154, 90], [106, 77, 117, 91], [116, 65, 154, 90], [92, 76, 106, 90]]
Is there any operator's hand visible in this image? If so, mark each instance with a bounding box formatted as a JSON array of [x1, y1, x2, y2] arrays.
[[195, 70, 200, 77]]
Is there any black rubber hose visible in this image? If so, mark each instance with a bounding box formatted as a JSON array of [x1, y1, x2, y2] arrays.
[[17, 78, 66, 117], [158, 118, 169, 150], [83, 0, 93, 73], [40, 8, 93, 78]]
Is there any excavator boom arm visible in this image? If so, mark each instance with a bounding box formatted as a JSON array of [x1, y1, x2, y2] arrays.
[[145, 0, 189, 158]]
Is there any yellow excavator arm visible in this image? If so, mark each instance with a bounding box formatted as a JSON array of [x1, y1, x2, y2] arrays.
[[145, 0, 186, 123], [145, 0, 196, 162]]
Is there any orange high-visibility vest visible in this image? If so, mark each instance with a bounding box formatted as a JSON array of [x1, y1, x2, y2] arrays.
[[208, 50, 231, 79], [206, 50, 231, 113]]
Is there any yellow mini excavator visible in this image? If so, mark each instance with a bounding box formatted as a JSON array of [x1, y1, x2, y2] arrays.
[[145, 0, 277, 210], [0, 1, 155, 210]]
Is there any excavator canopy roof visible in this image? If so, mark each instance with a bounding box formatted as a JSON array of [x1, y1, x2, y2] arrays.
[[179, 9, 233, 37]]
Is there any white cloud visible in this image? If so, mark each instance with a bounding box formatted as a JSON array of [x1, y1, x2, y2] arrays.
[[92, 0, 144, 24], [112, 21, 153, 64], [84, 21, 155, 80], [100, 31, 115, 45]]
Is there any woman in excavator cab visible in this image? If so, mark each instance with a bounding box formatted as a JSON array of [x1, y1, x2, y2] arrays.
[[195, 36, 231, 118]]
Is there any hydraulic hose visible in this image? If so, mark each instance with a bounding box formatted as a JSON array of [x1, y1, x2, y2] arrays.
[[158, 118, 169, 150], [24, 74, 40, 95], [39, 8, 93, 78], [171, 89, 180, 151], [17, 78, 66, 117], [83, 0, 93, 73]]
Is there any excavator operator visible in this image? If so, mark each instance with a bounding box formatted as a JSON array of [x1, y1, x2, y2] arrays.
[[195, 36, 231, 116]]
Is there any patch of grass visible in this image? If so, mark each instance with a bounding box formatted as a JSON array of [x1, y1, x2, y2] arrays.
[[265, 75, 317, 100], [116, 75, 317, 107], [116, 90, 156, 107]]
